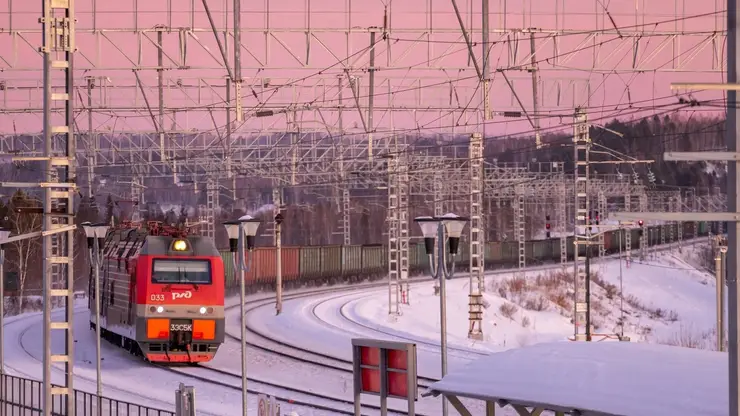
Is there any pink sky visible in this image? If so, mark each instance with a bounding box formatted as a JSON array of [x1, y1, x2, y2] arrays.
[[0, 0, 728, 138]]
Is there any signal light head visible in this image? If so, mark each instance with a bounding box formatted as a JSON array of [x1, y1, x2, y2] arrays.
[[545, 223, 551, 230], [638, 220, 644, 226]]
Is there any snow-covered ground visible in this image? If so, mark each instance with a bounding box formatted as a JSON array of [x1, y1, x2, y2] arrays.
[[2, 238, 722, 415], [1, 300, 323, 415], [345, 245, 719, 353], [427, 341, 727, 416]]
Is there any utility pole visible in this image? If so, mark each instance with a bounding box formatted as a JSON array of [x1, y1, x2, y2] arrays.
[[157, 28, 167, 177], [717, 237, 727, 351], [41, 0, 77, 414], [131, 177, 143, 222], [275, 212, 284, 315], [86, 76, 96, 198], [468, 132, 484, 340], [233, 0, 243, 122], [573, 108, 592, 341], [367, 31, 376, 162], [337, 74, 351, 247], [387, 154, 401, 315], [482, 0, 490, 122], [529, 31, 542, 149], [574, 109, 651, 341]]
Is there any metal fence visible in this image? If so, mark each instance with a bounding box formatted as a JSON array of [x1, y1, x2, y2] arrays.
[[0, 373, 175, 416]]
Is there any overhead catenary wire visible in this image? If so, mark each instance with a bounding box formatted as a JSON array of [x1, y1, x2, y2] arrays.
[[9, 98, 717, 185]]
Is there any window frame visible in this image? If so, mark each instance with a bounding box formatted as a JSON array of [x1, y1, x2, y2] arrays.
[[150, 258, 213, 285]]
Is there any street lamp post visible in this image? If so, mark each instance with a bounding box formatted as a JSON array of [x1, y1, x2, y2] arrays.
[[275, 213, 284, 315], [224, 215, 261, 416], [81, 221, 110, 414], [0, 226, 10, 375], [413, 213, 468, 416]]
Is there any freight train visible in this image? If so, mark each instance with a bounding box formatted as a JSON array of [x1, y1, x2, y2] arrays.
[[89, 221, 226, 364], [219, 221, 712, 294]]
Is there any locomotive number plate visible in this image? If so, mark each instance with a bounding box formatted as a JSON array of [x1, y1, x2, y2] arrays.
[[170, 324, 192, 331]]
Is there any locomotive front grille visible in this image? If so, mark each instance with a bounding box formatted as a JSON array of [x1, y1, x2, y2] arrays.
[[169, 319, 193, 350]]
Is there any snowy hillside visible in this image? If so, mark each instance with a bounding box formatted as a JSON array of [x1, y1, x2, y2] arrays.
[[347, 244, 720, 352]]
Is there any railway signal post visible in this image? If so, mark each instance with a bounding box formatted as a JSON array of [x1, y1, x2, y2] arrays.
[[224, 215, 261, 416], [81, 221, 110, 414]]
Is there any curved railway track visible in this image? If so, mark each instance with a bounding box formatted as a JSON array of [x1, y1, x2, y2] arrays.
[[228, 239, 699, 395], [156, 363, 421, 416], [9, 309, 213, 416], [4, 239, 696, 415]]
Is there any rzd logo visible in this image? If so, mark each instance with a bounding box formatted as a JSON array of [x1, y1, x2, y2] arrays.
[[172, 291, 192, 301]]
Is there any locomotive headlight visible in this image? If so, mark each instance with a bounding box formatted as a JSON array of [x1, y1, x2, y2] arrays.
[[199, 307, 207, 315], [157, 306, 164, 313], [172, 239, 188, 251]]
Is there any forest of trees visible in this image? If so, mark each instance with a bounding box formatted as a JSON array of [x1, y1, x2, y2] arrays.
[[0, 112, 727, 314]]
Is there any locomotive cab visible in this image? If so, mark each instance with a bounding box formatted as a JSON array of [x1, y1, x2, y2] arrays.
[[138, 235, 226, 363]]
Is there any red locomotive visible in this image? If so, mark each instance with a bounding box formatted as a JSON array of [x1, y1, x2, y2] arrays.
[[89, 221, 225, 363]]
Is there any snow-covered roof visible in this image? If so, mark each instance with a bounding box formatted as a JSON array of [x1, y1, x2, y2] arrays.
[[424, 341, 726, 416]]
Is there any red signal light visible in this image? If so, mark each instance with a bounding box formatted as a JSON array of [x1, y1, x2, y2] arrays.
[[545, 223, 551, 230], [638, 220, 644, 227]]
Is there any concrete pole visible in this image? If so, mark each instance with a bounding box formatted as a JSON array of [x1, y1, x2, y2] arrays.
[[722, 245, 728, 351], [276, 222, 283, 315], [729, 1, 740, 413], [437, 223, 448, 416], [718, 249, 726, 351], [0, 245, 4, 374], [93, 238, 103, 415], [238, 223, 249, 416]]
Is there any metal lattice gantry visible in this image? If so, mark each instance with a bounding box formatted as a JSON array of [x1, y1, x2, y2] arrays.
[[0, 1, 729, 192], [468, 132, 485, 340], [41, 0, 77, 414], [0, 3, 735, 392], [387, 154, 401, 316], [597, 191, 607, 259], [559, 171, 568, 267], [572, 107, 592, 342]]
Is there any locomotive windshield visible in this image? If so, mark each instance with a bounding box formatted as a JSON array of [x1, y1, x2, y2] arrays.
[[151, 259, 212, 284]]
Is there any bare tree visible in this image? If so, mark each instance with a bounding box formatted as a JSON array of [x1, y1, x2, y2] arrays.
[[5, 191, 42, 314]]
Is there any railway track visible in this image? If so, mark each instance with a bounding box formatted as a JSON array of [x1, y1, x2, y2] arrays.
[[2, 240, 703, 415], [159, 361, 426, 415], [9, 308, 205, 416], [228, 239, 703, 391], [231, 284, 443, 388]]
